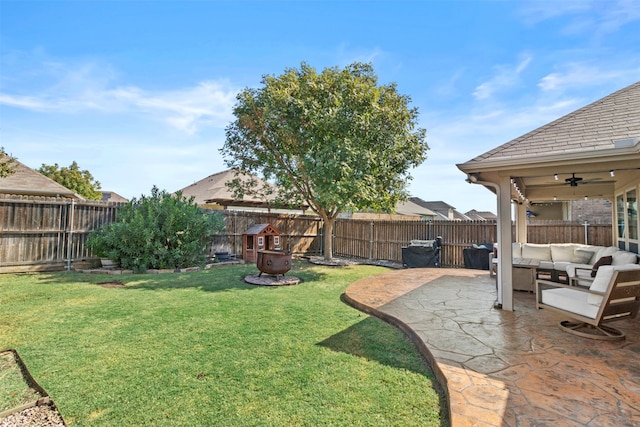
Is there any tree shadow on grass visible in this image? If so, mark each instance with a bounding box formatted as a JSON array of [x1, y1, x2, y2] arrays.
[[33, 260, 328, 293], [317, 315, 449, 426], [317, 316, 433, 376]]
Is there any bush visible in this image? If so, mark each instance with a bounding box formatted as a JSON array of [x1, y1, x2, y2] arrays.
[[87, 186, 224, 272]]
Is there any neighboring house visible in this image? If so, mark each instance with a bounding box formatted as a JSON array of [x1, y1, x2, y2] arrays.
[[409, 197, 471, 220], [394, 199, 440, 220], [457, 80, 640, 310], [343, 199, 440, 221], [176, 169, 308, 213], [101, 191, 129, 204], [465, 209, 497, 221], [0, 159, 81, 199]]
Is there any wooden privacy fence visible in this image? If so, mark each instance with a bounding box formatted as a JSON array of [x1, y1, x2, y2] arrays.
[[209, 211, 323, 258], [0, 197, 615, 272], [0, 195, 121, 272]]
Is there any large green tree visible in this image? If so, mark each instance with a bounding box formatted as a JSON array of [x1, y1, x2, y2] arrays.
[[0, 147, 17, 178], [222, 62, 428, 259], [38, 161, 102, 200]]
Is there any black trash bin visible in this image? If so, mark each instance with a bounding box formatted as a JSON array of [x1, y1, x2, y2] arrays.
[[402, 237, 442, 268], [463, 244, 493, 270]]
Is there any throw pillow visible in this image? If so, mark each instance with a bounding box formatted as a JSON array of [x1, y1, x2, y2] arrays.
[[571, 249, 594, 264], [591, 255, 613, 277]]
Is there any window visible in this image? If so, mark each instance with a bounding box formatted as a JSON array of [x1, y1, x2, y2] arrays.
[[617, 194, 626, 239], [628, 189, 638, 241], [616, 187, 640, 251]]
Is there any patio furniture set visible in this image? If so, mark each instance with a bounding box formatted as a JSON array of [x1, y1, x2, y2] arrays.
[[492, 242, 640, 340]]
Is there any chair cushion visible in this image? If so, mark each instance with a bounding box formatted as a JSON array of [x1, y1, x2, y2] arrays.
[[541, 288, 598, 319], [571, 249, 594, 264], [591, 255, 612, 277], [522, 243, 551, 261]]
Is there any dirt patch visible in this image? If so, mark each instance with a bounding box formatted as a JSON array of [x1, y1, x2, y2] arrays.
[[97, 281, 125, 288]]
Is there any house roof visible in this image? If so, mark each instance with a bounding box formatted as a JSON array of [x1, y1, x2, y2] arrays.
[[457, 80, 640, 203], [101, 191, 128, 203], [0, 159, 81, 199], [462, 80, 640, 167], [465, 210, 497, 221], [409, 197, 470, 220], [394, 200, 439, 217], [177, 169, 277, 207]]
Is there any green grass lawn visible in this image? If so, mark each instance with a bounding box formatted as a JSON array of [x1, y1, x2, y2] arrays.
[[0, 262, 446, 426]]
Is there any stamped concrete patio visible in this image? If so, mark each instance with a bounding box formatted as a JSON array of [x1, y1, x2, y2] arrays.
[[344, 268, 640, 426]]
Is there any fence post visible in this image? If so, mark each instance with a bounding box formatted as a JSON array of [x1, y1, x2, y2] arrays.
[[584, 220, 589, 245], [66, 199, 75, 271], [369, 220, 374, 260]]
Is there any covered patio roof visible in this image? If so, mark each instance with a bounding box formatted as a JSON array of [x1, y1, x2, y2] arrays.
[[457, 80, 640, 310]]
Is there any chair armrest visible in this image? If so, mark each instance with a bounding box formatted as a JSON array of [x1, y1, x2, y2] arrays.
[[536, 278, 591, 294], [569, 267, 594, 287]]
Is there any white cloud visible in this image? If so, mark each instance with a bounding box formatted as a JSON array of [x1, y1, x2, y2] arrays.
[[0, 58, 239, 134], [473, 54, 533, 100], [538, 62, 640, 92], [519, 0, 640, 36]]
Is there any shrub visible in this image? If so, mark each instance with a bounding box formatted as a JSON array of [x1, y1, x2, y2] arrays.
[[87, 186, 224, 272]]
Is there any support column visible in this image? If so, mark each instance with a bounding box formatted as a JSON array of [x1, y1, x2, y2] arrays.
[[515, 202, 528, 243], [497, 176, 513, 311]]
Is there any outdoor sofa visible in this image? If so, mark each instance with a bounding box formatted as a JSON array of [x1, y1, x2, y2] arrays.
[[491, 243, 639, 283]]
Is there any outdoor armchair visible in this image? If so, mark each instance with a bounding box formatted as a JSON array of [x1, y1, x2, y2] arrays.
[[536, 265, 640, 340]]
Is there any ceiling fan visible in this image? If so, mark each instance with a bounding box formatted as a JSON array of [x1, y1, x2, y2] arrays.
[[565, 173, 583, 187]]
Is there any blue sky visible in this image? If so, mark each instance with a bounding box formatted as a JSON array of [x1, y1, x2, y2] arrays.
[[1, 0, 639, 214]]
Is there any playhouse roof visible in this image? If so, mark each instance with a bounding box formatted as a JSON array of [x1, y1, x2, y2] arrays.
[[244, 223, 281, 235]]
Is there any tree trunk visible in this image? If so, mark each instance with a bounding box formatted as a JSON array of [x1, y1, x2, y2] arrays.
[[323, 217, 334, 260]]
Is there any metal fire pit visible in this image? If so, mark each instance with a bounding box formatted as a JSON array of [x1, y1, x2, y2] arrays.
[[256, 250, 292, 279]]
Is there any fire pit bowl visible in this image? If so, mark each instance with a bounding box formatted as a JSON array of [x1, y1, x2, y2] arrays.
[[256, 249, 292, 278]]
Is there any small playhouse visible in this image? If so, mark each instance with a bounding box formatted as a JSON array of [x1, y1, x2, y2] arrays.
[[242, 223, 283, 262]]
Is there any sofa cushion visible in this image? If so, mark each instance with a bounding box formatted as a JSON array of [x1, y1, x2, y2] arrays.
[[552, 261, 571, 272], [587, 264, 640, 306], [550, 244, 577, 262], [566, 264, 592, 278], [522, 243, 551, 261], [593, 246, 619, 261], [571, 249, 595, 264], [591, 255, 612, 277], [512, 242, 522, 258], [612, 251, 638, 266], [538, 260, 554, 270], [541, 288, 598, 319]]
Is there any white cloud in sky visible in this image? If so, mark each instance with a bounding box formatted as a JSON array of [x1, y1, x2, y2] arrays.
[[0, 58, 239, 135], [473, 53, 533, 100], [519, 0, 640, 36], [538, 62, 639, 92]]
